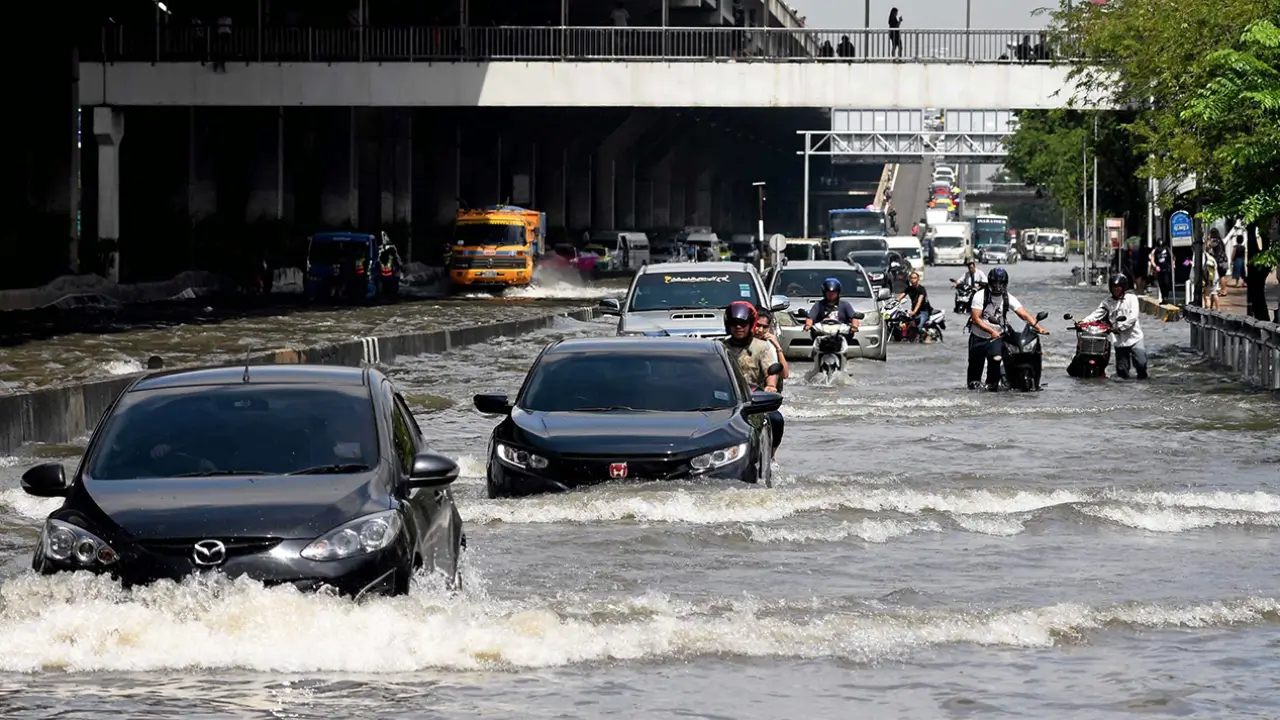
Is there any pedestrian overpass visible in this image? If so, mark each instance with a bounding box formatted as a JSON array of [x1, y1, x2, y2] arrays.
[[79, 26, 1111, 110]]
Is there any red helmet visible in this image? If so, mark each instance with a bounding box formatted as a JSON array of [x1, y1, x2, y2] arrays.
[[724, 301, 758, 334]]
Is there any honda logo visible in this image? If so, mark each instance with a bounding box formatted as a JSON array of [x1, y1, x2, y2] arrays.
[[192, 539, 227, 566], [609, 462, 628, 479]]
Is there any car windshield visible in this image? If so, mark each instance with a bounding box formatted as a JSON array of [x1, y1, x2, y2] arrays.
[[933, 236, 964, 248], [783, 244, 816, 261], [584, 236, 620, 251], [309, 240, 368, 265], [895, 247, 922, 258], [1038, 235, 1066, 246], [88, 385, 379, 479], [830, 238, 888, 257], [774, 269, 872, 298], [986, 244, 1008, 253], [522, 352, 737, 412], [628, 271, 758, 311], [456, 223, 524, 246], [830, 212, 885, 236], [846, 252, 890, 271]]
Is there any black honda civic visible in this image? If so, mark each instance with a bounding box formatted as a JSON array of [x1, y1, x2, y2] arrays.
[[474, 337, 784, 498], [20, 364, 465, 598]]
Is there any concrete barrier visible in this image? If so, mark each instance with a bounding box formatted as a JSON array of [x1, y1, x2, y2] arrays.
[[1137, 295, 1182, 323], [1185, 306, 1280, 390], [0, 307, 600, 455]]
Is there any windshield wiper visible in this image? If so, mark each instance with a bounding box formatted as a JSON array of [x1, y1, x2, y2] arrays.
[[288, 463, 373, 475], [573, 406, 653, 412], [687, 406, 731, 412], [173, 470, 271, 477]]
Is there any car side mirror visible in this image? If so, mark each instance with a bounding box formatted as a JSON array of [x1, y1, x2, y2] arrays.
[[598, 298, 621, 315], [1062, 313, 1073, 320], [791, 307, 807, 319], [1035, 311, 1049, 322], [473, 393, 513, 415], [877, 287, 890, 301], [769, 294, 790, 312], [766, 363, 784, 377], [406, 451, 459, 489], [745, 390, 784, 415], [21, 463, 68, 497]]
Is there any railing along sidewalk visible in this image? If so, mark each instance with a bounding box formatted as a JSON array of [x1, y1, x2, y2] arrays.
[[1185, 305, 1280, 390], [83, 26, 1079, 64]]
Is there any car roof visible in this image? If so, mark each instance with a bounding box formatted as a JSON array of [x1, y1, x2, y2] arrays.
[[542, 337, 724, 356], [131, 364, 372, 391], [638, 261, 758, 275], [776, 260, 858, 270]]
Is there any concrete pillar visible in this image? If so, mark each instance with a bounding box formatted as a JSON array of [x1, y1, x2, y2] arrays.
[[189, 108, 217, 222], [93, 106, 124, 283], [568, 152, 592, 233], [539, 145, 567, 237], [650, 155, 672, 229], [635, 170, 653, 230], [594, 110, 656, 231], [319, 108, 357, 227], [617, 162, 636, 229], [246, 108, 285, 223]]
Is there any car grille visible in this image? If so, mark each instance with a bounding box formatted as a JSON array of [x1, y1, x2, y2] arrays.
[[452, 257, 527, 270], [1077, 334, 1110, 355], [554, 455, 692, 482], [138, 538, 282, 558]]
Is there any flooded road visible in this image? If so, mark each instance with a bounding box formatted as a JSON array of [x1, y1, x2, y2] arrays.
[[0, 282, 620, 393], [1, 261, 1277, 718]]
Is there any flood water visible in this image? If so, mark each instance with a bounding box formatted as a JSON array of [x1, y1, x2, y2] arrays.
[[0, 282, 618, 393], [1, 261, 1277, 718]]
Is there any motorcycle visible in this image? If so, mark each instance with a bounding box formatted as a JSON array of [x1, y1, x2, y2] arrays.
[[996, 310, 1050, 391], [881, 298, 944, 343], [792, 308, 864, 385], [1063, 312, 1125, 378], [951, 279, 976, 314]]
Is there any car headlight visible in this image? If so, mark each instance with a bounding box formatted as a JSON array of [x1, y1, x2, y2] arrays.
[[301, 510, 403, 561], [690, 443, 749, 472], [496, 442, 550, 470], [42, 518, 119, 566]]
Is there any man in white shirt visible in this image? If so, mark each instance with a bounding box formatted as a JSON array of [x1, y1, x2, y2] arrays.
[[1079, 273, 1148, 379], [967, 267, 1048, 390]]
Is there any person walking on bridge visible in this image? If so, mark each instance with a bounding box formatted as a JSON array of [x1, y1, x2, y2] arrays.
[[888, 9, 903, 58]]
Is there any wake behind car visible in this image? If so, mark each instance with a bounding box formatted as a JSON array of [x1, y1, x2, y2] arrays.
[[599, 261, 788, 338], [20, 365, 464, 598], [769, 260, 888, 362], [474, 337, 784, 498]]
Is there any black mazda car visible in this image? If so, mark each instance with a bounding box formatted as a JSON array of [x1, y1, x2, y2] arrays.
[[20, 364, 465, 598], [474, 337, 784, 498]]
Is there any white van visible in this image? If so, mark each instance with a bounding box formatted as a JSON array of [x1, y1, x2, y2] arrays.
[[887, 236, 925, 272], [930, 222, 973, 265], [585, 231, 651, 270], [925, 207, 950, 226]]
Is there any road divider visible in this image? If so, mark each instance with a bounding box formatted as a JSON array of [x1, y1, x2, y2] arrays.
[[0, 307, 599, 456]]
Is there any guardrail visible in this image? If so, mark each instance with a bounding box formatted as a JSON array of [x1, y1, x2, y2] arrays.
[[1184, 306, 1280, 390], [82, 26, 1077, 64]]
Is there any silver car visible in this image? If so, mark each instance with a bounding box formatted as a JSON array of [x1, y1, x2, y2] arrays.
[[980, 243, 1017, 265], [598, 262, 788, 337], [768, 260, 889, 362]]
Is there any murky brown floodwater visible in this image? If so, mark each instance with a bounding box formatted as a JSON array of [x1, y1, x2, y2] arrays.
[[1, 262, 1277, 718]]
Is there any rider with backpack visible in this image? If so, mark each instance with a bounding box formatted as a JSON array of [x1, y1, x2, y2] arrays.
[[967, 268, 1049, 390]]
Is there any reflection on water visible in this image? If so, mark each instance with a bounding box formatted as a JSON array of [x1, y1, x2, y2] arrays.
[[0, 263, 1277, 718]]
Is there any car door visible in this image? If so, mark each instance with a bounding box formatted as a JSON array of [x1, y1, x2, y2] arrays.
[[385, 386, 448, 556]]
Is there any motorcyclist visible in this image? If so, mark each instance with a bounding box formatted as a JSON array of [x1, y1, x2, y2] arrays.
[[951, 260, 987, 290], [1077, 273, 1148, 379], [803, 278, 862, 337], [895, 271, 934, 342], [720, 301, 783, 450], [967, 267, 1048, 390], [754, 310, 790, 391]]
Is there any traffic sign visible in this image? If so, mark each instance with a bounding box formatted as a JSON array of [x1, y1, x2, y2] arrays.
[[1169, 210, 1193, 240], [768, 234, 787, 253]]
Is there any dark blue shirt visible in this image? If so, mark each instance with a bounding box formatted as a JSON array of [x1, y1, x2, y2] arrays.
[[807, 299, 858, 324]]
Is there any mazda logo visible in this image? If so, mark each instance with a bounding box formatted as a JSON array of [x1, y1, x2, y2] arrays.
[[192, 539, 227, 566]]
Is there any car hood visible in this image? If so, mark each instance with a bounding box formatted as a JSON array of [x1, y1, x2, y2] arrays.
[[620, 310, 728, 337], [510, 408, 744, 455], [82, 473, 387, 540]]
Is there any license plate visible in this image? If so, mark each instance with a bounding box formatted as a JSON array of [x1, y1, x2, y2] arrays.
[[481, 271, 499, 278]]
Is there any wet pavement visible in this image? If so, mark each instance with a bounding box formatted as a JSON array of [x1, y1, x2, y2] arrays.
[[0, 261, 1276, 718]]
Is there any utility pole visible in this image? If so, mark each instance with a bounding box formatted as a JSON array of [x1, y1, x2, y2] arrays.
[[1092, 114, 1099, 280], [753, 181, 766, 268]]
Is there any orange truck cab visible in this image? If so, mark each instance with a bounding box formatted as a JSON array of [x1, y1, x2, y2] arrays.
[[449, 205, 546, 290]]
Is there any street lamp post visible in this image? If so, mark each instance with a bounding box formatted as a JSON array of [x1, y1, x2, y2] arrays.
[[753, 181, 766, 270]]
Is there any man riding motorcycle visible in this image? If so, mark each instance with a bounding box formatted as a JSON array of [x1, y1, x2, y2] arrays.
[[802, 278, 862, 337], [1075, 273, 1148, 379], [896, 271, 934, 342], [967, 267, 1048, 390], [951, 260, 987, 290], [720, 301, 784, 450]]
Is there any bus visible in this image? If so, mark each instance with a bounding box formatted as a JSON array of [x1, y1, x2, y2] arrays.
[[971, 215, 1009, 250]]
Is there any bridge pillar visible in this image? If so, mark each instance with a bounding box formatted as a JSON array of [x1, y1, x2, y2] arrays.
[[617, 162, 636, 229], [92, 107, 124, 283], [538, 145, 567, 240], [593, 110, 658, 231], [567, 152, 592, 235], [317, 108, 358, 227], [649, 155, 672, 229]]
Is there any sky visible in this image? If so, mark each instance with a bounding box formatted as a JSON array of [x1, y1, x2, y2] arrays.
[[790, 0, 1054, 30]]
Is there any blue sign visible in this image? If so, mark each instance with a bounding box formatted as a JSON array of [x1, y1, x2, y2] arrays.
[[1169, 210, 1193, 240]]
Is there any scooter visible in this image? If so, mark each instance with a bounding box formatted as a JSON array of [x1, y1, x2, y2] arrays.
[[1062, 312, 1125, 378], [951, 280, 976, 314], [793, 308, 864, 385], [996, 310, 1050, 391]]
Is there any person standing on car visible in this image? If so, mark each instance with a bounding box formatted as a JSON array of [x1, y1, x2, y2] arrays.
[[1078, 273, 1147, 379], [720, 301, 783, 450], [896, 271, 934, 342], [754, 310, 790, 391], [967, 267, 1048, 390]]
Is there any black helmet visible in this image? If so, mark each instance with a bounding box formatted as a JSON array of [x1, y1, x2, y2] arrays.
[[822, 277, 842, 294], [988, 267, 1009, 294], [1109, 273, 1131, 291], [724, 300, 758, 333]]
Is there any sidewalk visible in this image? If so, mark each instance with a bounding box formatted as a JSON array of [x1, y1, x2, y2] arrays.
[[1216, 270, 1280, 322]]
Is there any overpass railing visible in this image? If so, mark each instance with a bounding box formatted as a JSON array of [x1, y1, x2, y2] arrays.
[[82, 26, 1077, 64]]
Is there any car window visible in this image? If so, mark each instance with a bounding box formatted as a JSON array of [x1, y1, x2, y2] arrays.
[[774, 268, 872, 298], [627, 271, 759, 312], [846, 252, 890, 270], [390, 401, 415, 475], [393, 393, 425, 446], [521, 352, 738, 412], [88, 385, 379, 479]]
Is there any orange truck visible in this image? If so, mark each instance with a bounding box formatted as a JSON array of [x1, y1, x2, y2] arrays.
[[449, 205, 546, 291]]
